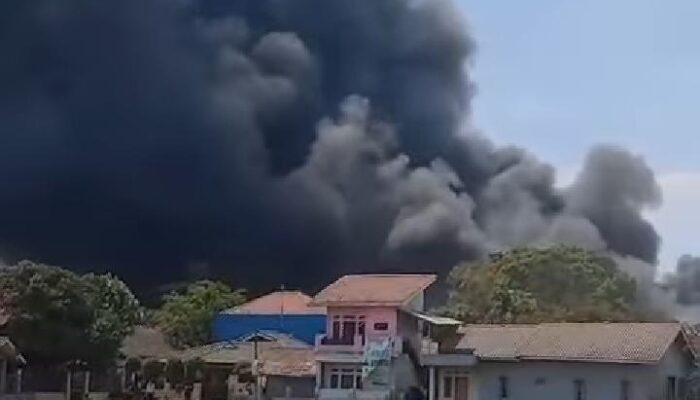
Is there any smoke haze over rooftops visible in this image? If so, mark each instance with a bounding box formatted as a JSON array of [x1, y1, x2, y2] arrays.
[[0, 0, 661, 293]]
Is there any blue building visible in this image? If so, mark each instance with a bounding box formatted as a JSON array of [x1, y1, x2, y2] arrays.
[[213, 290, 326, 344]]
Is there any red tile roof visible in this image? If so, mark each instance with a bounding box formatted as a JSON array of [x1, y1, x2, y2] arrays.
[[457, 323, 686, 364], [223, 291, 325, 315], [311, 274, 436, 306]]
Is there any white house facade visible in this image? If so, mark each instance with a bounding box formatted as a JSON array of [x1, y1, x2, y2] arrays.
[[422, 323, 697, 400]]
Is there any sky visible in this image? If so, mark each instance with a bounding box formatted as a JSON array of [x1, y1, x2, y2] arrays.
[[458, 0, 700, 273]]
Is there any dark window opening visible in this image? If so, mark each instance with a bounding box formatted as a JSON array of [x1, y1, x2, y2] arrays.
[[620, 379, 630, 400], [667, 376, 677, 400], [499, 376, 508, 399], [574, 379, 586, 400], [374, 322, 389, 331], [443, 376, 452, 398], [340, 375, 354, 389]]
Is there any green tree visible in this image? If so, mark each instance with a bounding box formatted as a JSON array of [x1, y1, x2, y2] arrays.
[[156, 280, 245, 348], [0, 260, 142, 368], [442, 246, 639, 323], [84, 273, 144, 359]]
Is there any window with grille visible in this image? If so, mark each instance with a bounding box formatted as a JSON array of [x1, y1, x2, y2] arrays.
[[329, 368, 363, 389]]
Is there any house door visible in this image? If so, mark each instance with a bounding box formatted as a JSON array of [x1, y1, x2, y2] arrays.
[[455, 377, 469, 400]]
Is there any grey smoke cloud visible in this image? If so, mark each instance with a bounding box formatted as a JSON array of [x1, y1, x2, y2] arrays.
[[0, 0, 662, 292]]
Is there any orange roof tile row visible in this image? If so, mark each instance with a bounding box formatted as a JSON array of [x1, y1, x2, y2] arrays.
[[223, 291, 325, 315], [311, 274, 436, 306]]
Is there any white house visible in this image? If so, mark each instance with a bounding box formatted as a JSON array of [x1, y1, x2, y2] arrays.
[[421, 323, 697, 400]]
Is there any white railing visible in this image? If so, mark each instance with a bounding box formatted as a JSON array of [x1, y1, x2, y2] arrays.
[[314, 335, 403, 357], [315, 334, 364, 353]]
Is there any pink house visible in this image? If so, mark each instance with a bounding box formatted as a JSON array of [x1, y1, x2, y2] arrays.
[[310, 274, 453, 400]]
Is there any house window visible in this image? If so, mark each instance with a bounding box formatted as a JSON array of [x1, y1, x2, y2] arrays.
[[667, 376, 677, 400], [330, 315, 366, 343], [443, 376, 453, 398], [498, 376, 509, 398], [329, 368, 363, 390], [620, 379, 630, 400], [574, 379, 586, 400], [374, 322, 389, 331]]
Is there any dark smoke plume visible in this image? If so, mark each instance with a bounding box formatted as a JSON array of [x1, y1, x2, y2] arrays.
[[0, 0, 661, 293]]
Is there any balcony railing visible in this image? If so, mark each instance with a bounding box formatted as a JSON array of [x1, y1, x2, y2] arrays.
[[315, 334, 403, 357], [320, 335, 359, 346]]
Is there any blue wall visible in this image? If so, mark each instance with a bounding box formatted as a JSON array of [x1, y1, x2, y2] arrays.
[[213, 314, 326, 344]]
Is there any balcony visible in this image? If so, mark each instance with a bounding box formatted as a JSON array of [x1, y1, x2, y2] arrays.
[[314, 334, 404, 362], [315, 334, 364, 354]]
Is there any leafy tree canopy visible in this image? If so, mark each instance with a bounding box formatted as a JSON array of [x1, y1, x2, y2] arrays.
[[156, 280, 245, 348], [0, 260, 142, 368], [442, 246, 639, 323]]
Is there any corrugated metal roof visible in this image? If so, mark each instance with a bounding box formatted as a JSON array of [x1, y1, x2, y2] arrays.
[[180, 336, 315, 377], [457, 323, 685, 364], [311, 274, 436, 306], [405, 310, 462, 326], [224, 291, 325, 315]]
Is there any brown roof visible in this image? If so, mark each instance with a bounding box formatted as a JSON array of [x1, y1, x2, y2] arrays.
[[457, 323, 685, 364], [311, 274, 436, 306], [224, 291, 325, 315], [180, 337, 315, 377], [120, 326, 180, 361]]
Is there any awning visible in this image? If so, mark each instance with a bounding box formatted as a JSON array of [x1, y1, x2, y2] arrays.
[[404, 310, 462, 326]]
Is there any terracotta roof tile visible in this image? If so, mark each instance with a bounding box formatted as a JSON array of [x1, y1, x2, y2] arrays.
[[224, 291, 324, 315], [457, 323, 684, 364], [311, 274, 436, 306]]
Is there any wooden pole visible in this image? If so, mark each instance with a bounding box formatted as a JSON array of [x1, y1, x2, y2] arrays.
[[0, 359, 7, 396], [84, 371, 91, 398], [66, 369, 72, 400], [16, 368, 22, 394]]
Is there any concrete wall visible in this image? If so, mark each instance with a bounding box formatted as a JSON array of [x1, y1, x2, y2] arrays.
[[434, 340, 694, 400], [213, 314, 326, 344]]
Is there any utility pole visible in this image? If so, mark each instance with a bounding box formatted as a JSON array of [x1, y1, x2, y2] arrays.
[[279, 284, 285, 331], [252, 336, 261, 400]]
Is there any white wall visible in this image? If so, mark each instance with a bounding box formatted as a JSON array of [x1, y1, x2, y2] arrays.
[[436, 340, 693, 400]]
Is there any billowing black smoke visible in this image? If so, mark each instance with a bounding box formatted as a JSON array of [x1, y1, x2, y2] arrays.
[[0, 0, 661, 293]]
